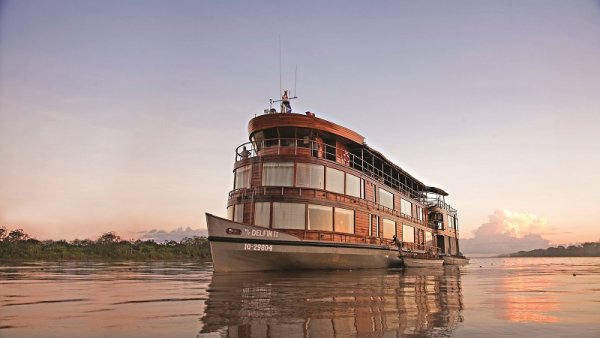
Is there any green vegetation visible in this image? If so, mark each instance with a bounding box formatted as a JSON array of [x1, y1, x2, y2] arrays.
[[502, 242, 600, 257], [0, 226, 211, 260]]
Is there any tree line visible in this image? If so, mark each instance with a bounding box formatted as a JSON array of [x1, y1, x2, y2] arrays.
[[0, 226, 211, 260], [502, 242, 600, 257]]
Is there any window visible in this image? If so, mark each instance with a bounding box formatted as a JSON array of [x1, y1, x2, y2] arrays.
[[425, 232, 433, 247], [346, 174, 363, 198], [448, 215, 454, 229], [379, 188, 394, 209], [262, 162, 294, 186], [296, 163, 324, 189], [254, 202, 270, 227], [401, 198, 412, 216], [382, 219, 396, 239], [234, 165, 251, 189], [416, 206, 423, 221], [308, 204, 333, 231], [227, 205, 234, 221], [402, 224, 415, 243], [334, 208, 354, 233], [234, 203, 244, 223], [272, 202, 305, 229], [325, 167, 345, 194]]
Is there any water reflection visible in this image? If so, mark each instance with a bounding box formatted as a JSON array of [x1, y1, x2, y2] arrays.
[[200, 266, 463, 337]]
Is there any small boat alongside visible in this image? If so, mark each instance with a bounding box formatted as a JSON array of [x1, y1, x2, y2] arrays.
[[442, 255, 470, 265], [402, 257, 444, 268], [207, 92, 464, 272]]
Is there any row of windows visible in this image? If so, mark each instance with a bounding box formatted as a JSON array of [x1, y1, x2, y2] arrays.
[[234, 162, 364, 199], [234, 162, 429, 220], [227, 202, 355, 234], [228, 202, 438, 245]]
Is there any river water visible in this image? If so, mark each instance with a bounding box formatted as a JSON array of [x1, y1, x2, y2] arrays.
[[1, 257, 599, 337]]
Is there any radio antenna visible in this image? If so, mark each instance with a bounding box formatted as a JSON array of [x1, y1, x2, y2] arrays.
[[294, 65, 298, 98], [279, 35, 282, 96]]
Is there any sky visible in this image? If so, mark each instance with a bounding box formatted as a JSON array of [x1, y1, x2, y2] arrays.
[[1, 0, 599, 253]]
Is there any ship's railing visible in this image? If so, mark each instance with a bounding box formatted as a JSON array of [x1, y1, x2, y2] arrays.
[[234, 138, 454, 207], [425, 198, 457, 213], [229, 186, 426, 226]]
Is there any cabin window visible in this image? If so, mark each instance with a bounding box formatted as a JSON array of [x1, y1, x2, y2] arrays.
[[401, 198, 412, 217], [379, 188, 394, 210], [325, 167, 344, 194], [254, 202, 270, 228], [402, 224, 415, 243], [226, 205, 234, 221], [334, 208, 354, 233], [262, 162, 294, 187], [272, 202, 305, 229], [307, 204, 333, 231], [234, 203, 244, 223], [346, 174, 363, 198], [296, 163, 324, 189], [425, 231, 433, 247], [382, 219, 396, 239], [234, 165, 251, 189]]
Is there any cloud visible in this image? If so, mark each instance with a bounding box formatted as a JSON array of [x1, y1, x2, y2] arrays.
[[461, 209, 551, 256], [138, 227, 207, 243]]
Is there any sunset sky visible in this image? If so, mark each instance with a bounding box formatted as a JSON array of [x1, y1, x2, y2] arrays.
[[1, 1, 599, 252]]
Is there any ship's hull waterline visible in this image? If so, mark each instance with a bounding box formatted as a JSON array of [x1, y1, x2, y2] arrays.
[[206, 213, 403, 272]]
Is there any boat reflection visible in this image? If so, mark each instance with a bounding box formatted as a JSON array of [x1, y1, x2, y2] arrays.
[[200, 266, 464, 337]]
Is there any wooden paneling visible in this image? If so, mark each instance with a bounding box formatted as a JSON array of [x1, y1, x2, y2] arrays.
[[355, 211, 369, 237], [249, 113, 365, 144]]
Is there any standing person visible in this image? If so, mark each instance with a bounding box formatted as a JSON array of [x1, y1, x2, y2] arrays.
[[282, 90, 292, 113]]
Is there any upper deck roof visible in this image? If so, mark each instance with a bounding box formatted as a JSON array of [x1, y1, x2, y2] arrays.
[[248, 112, 365, 144]]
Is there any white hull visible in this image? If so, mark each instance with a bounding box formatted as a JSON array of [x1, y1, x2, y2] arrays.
[[206, 213, 402, 272], [402, 257, 444, 268]]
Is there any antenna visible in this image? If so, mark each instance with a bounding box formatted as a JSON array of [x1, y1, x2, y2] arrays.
[[279, 35, 282, 96], [294, 65, 298, 98]]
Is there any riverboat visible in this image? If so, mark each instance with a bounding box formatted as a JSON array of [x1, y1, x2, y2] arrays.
[[207, 93, 465, 272]]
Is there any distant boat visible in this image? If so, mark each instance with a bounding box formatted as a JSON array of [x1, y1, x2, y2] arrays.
[[207, 92, 464, 272]]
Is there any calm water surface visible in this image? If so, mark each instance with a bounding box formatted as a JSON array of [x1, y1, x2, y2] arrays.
[[1, 258, 599, 337]]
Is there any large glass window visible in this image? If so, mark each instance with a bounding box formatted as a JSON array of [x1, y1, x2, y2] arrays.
[[262, 162, 294, 186], [425, 232, 433, 247], [296, 163, 324, 189], [234, 165, 251, 189], [254, 202, 270, 227], [272, 202, 305, 229], [234, 204, 244, 223], [401, 198, 412, 216], [382, 219, 396, 239], [325, 167, 345, 194], [346, 174, 363, 198], [334, 208, 354, 233], [308, 204, 333, 231], [402, 224, 415, 243], [379, 188, 394, 210]]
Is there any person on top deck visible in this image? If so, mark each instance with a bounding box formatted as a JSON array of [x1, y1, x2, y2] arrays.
[[282, 90, 292, 113]]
